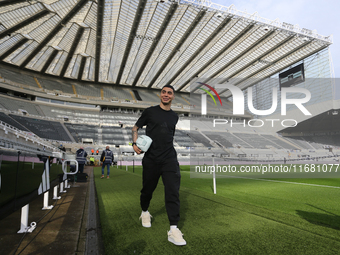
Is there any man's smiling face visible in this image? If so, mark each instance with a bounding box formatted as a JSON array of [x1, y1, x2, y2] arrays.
[[160, 87, 175, 106]]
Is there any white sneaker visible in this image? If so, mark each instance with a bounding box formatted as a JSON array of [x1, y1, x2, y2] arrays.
[[168, 228, 186, 246], [139, 211, 152, 228]]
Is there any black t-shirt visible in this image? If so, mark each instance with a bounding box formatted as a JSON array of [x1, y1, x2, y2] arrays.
[[135, 105, 178, 162]]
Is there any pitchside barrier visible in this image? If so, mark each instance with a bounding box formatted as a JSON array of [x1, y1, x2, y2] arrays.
[[0, 147, 78, 233], [116, 157, 138, 172]]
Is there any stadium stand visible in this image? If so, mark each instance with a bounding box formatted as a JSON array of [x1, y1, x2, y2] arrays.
[[38, 78, 75, 95], [284, 136, 315, 150], [0, 90, 336, 160], [173, 95, 191, 106], [131, 90, 142, 101], [102, 87, 134, 100], [0, 95, 41, 115], [301, 137, 325, 149], [74, 83, 101, 98], [304, 135, 340, 147], [0, 68, 40, 89], [64, 123, 98, 143], [260, 134, 297, 150], [138, 90, 160, 102], [9, 115, 72, 142], [186, 130, 212, 147], [103, 86, 130, 100], [232, 133, 280, 149], [204, 132, 234, 148], [174, 129, 196, 147], [0, 112, 29, 131], [205, 131, 252, 148], [101, 126, 127, 145]]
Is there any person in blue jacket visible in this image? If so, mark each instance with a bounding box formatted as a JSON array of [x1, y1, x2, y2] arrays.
[[100, 146, 113, 179], [76, 147, 87, 173]]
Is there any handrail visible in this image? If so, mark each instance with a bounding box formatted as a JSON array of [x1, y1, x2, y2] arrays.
[[62, 159, 78, 176], [0, 121, 56, 151]]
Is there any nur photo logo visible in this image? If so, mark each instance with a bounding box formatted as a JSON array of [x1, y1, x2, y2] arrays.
[[200, 82, 311, 116], [198, 82, 222, 115], [198, 82, 312, 128]]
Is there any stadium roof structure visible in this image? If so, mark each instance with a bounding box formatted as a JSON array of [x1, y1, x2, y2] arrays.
[[0, 0, 333, 97]]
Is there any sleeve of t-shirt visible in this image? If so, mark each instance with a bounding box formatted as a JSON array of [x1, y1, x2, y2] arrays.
[[135, 108, 149, 128]]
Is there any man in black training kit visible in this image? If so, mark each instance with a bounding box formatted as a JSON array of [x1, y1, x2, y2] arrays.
[[132, 84, 186, 246]]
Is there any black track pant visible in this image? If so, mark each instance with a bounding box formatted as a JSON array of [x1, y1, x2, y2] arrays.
[[140, 158, 181, 225]]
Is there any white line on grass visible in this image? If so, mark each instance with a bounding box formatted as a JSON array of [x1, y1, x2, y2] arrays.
[[215, 175, 340, 189]]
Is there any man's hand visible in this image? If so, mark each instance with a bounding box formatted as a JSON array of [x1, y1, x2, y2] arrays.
[[133, 144, 143, 154], [132, 125, 142, 154]]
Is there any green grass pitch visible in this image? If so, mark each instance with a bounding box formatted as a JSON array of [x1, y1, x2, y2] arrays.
[[94, 165, 340, 254]]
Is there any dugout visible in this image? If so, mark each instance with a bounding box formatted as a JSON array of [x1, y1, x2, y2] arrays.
[[0, 148, 63, 221]]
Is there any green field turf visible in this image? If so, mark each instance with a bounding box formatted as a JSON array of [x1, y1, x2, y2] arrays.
[[94, 165, 340, 255]]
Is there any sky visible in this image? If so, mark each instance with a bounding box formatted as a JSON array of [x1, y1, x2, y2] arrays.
[[212, 0, 340, 96]]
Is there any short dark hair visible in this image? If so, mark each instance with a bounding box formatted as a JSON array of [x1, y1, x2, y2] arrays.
[[162, 84, 175, 93]]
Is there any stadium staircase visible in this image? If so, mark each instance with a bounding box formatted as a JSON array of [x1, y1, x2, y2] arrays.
[[197, 130, 215, 148], [196, 130, 237, 157], [34, 105, 45, 116], [266, 135, 299, 150], [97, 127, 103, 144], [229, 132, 254, 148], [260, 135, 285, 149], [300, 137, 319, 150], [60, 122, 76, 143], [121, 129, 130, 144], [0, 112, 30, 132]]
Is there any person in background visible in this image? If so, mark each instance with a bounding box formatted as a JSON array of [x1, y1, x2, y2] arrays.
[[90, 156, 95, 166], [76, 147, 87, 174], [100, 146, 113, 179], [91, 148, 94, 155]]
